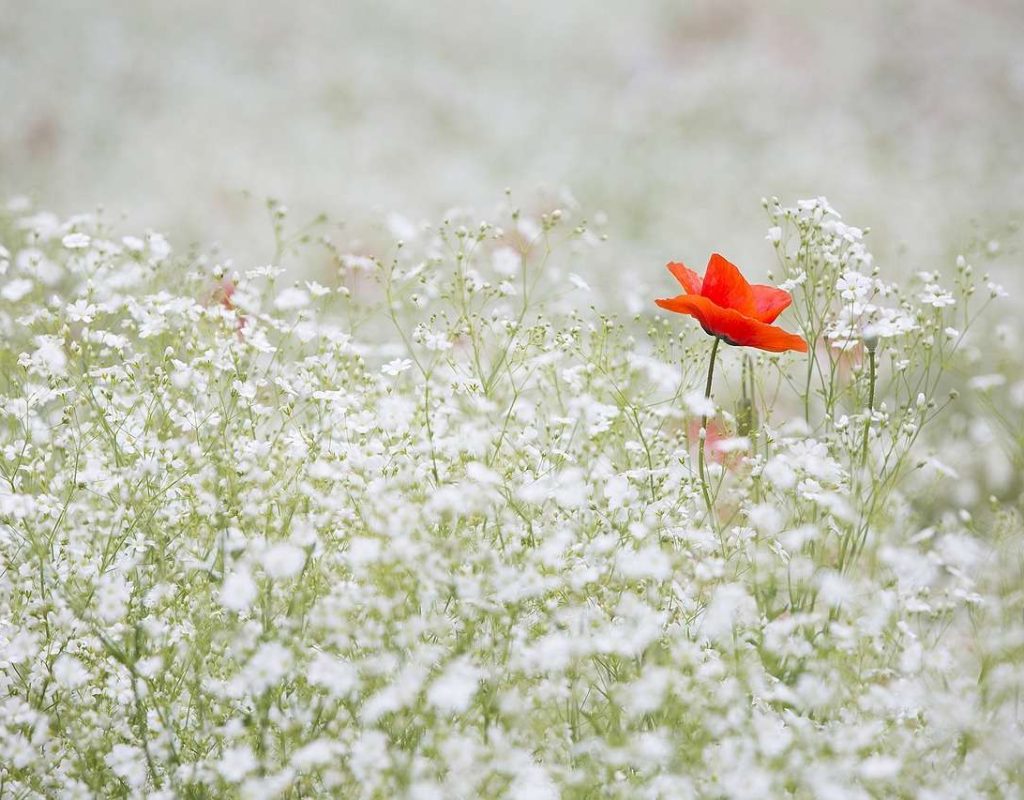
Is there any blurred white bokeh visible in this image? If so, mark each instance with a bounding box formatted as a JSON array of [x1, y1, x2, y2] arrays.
[[2, 0, 1022, 275]]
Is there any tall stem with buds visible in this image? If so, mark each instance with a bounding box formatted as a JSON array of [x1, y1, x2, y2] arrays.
[[699, 336, 721, 519]]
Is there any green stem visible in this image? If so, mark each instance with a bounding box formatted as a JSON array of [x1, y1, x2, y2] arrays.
[[698, 337, 721, 520], [859, 345, 876, 468]]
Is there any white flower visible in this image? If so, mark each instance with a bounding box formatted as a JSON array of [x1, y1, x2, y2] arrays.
[[122, 235, 145, 252], [816, 570, 854, 606], [65, 299, 96, 323], [387, 212, 419, 241], [218, 745, 258, 783], [0, 490, 37, 519], [508, 763, 558, 800], [233, 380, 257, 401], [968, 373, 1006, 392], [466, 461, 500, 485], [308, 652, 359, 698], [621, 666, 671, 716], [516, 217, 541, 242], [603, 474, 637, 511], [568, 273, 591, 291], [748, 503, 783, 535], [1, 277, 34, 302], [61, 232, 91, 249], [700, 583, 757, 643], [137, 656, 164, 679], [683, 390, 716, 418], [1010, 380, 1024, 409], [409, 781, 446, 800], [582, 400, 619, 435], [346, 536, 382, 566], [53, 655, 89, 689], [361, 664, 429, 723], [246, 264, 285, 279], [427, 658, 483, 713], [987, 281, 1008, 298], [423, 330, 451, 351], [341, 254, 376, 271], [3, 630, 40, 663], [859, 755, 901, 781], [836, 270, 874, 301], [146, 232, 171, 262], [779, 271, 806, 291], [260, 542, 306, 579], [305, 280, 331, 297], [292, 739, 340, 770], [242, 641, 293, 694], [715, 436, 749, 453], [492, 246, 522, 277], [274, 286, 310, 310], [919, 283, 955, 308], [382, 358, 413, 376], [616, 545, 671, 581], [96, 573, 130, 623], [105, 744, 148, 789], [28, 335, 67, 377], [220, 568, 258, 612]]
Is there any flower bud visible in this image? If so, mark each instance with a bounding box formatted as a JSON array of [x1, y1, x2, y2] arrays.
[[862, 326, 879, 354]]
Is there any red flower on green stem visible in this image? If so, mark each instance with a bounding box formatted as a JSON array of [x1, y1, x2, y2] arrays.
[[655, 254, 807, 353]]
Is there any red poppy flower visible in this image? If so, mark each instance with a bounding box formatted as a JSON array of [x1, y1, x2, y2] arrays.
[[655, 254, 807, 353]]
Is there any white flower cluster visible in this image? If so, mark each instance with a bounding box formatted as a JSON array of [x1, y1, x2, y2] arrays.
[[0, 198, 1020, 798]]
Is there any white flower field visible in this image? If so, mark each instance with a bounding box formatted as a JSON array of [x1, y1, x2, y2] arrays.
[[1, 2, 1022, 798]]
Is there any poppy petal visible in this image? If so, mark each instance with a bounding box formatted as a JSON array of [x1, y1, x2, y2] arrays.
[[700, 253, 756, 316], [655, 294, 808, 353], [666, 261, 703, 294], [749, 284, 792, 323]]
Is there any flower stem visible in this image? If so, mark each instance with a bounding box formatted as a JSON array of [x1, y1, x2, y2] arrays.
[[859, 345, 876, 468], [699, 336, 721, 519]]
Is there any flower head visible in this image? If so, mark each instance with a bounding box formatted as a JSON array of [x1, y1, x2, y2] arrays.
[[655, 254, 807, 353]]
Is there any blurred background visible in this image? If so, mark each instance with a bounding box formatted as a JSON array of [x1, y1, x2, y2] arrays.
[[2, 0, 1023, 278]]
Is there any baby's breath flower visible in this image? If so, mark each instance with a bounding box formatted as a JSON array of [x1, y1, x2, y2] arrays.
[[0, 198, 1017, 799], [274, 286, 310, 310], [381, 357, 413, 376], [1, 276, 34, 301], [61, 232, 91, 249]]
